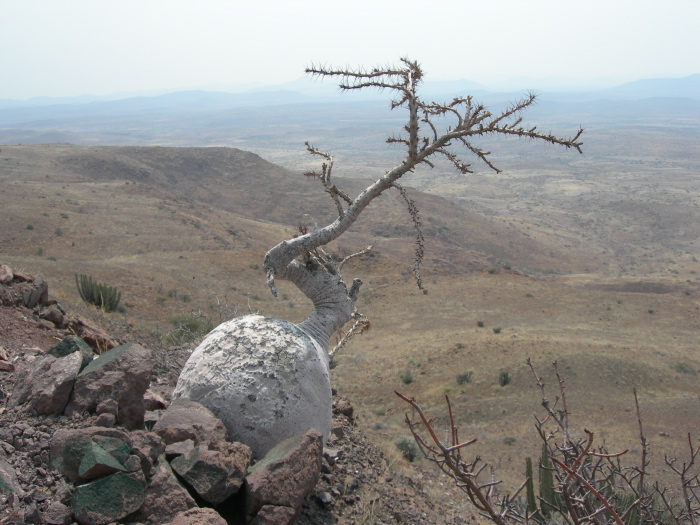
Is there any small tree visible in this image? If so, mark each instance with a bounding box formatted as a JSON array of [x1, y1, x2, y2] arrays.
[[174, 58, 583, 457], [262, 58, 583, 345]]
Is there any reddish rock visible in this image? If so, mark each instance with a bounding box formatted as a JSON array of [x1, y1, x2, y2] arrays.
[[11, 270, 33, 282], [67, 316, 120, 352], [165, 439, 195, 459], [65, 342, 153, 429], [170, 508, 227, 525], [251, 505, 298, 525], [129, 431, 166, 479], [132, 458, 197, 525], [40, 304, 66, 328], [152, 397, 228, 445], [245, 428, 323, 521], [7, 352, 83, 415], [44, 501, 72, 525], [171, 439, 252, 505], [22, 280, 48, 309], [143, 388, 168, 411], [333, 398, 354, 419]]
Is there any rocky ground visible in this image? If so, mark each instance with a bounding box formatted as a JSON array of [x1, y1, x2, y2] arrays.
[[0, 267, 471, 525]]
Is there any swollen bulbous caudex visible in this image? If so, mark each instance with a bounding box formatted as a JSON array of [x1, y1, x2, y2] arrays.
[[172, 314, 331, 458]]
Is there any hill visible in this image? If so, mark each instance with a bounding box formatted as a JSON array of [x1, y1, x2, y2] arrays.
[[0, 143, 699, 499]]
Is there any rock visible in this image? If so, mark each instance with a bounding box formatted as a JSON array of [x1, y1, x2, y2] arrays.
[[129, 431, 166, 479], [333, 398, 354, 419], [78, 440, 127, 480], [95, 399, 118, 416], [245, 428, 323, 522], [331, 420, 345, 439], [40, 304, 66, 328], [165, 439, 195, 460], [22, 280, 49, 309], [67, 316, 120, 352], [44, 501, 72, 525], [170, 508, 228, 525], [0, 456, 24, 497], [251, 505, 298, 525], [143, 389, 168, 411], [132, 457, 197, 525], [12, 269, 33, 282], [47, 336, 94, 371], [7, 351, 83, 415], [0, 361, 14, 372], [94, 413, 116, 428], [0, 264, 13, 284], [0, 345, 9, 361], [65, 342, 153, 429], [152, 397, 228, 445], [171, 439, 252, 505], [50, 427, 132, 483], [173, 315, 332, 458], [71, 471, 145, 525], [23, 502, 43, 524]]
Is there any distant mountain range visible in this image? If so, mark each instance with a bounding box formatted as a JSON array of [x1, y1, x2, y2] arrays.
[[0, 74, 697, 112]]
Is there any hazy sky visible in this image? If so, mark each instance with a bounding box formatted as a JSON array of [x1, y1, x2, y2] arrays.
[[2, 0, 699, 99]]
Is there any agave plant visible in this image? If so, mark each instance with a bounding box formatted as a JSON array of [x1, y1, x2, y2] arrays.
[[75, 273, 121, 313]]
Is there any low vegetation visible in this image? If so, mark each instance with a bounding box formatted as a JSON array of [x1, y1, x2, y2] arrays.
[[398, 361, 700, 524], [74, 273, 122, 313]]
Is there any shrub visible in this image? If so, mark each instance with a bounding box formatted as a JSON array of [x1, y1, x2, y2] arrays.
[[670, 362, 696, 375], [75, 274, 122, 313], [499, 370, 511, 387], [493, 327, 502, 334], [395, 435, 419, 462], [399, 370, 413, 385], [54, 227, 62, 236], [165, 313, 213, 345], [457, 371, 473, 385], [26, 224, 33, 230], [477, 320, 484, 327]]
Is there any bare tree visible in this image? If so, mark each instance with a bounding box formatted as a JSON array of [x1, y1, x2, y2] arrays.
[[263, 57, 583, 344], [174, 58, 584, 458], [397, 361, 700, 524]]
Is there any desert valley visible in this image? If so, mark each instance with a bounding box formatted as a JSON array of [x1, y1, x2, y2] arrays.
[[1, 75, 699, 516]]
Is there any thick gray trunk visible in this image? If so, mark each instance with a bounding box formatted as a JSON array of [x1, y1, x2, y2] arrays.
[[269, 258, 359, 350]]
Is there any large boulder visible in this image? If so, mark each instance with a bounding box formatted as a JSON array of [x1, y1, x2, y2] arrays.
[[64, 342, 153, 429], [7, 351, 83, 415], [173, 315, 332, 458]]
